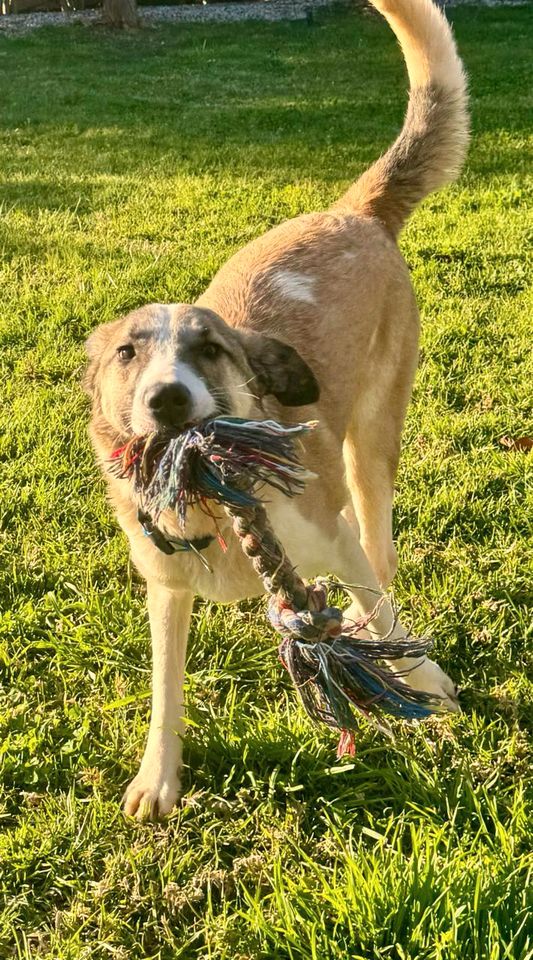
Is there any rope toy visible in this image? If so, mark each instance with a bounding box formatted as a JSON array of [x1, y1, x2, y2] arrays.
[[111, 417, 447, 755]]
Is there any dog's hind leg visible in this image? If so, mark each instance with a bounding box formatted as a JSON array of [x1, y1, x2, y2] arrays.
[[123, 583, 193, 820], [341, 316, 420, 591], [343, 429, 398, 590]]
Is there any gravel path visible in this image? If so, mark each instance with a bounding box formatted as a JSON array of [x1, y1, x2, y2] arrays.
[[0, 0, 525, 37]]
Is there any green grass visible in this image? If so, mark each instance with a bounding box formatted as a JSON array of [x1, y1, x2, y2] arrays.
[[0, 6, 531, 958]]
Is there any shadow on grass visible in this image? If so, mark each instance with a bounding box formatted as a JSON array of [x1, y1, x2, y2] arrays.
[[0, 9, 531, 219]]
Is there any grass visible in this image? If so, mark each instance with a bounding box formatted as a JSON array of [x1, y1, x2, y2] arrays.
[[0, 5, 531, 958]]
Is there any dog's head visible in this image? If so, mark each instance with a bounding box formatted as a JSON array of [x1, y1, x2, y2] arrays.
[[84, 303, 319, 440]]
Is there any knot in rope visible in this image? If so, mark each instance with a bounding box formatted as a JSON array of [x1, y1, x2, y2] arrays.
[[267, 584, 343, 643]]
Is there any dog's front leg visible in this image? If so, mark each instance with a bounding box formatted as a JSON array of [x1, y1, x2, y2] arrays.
[[123, 582, 193, 820]]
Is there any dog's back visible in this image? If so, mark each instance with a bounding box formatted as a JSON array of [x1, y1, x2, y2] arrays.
[[197, 0, 469, 586], [198, 0, 469, 345]]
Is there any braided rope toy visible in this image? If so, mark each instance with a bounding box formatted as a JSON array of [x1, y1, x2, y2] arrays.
[[111, 417, 447, 755]]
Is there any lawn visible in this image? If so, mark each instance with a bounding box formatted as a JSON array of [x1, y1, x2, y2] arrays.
[[0, 5, 531, 958]]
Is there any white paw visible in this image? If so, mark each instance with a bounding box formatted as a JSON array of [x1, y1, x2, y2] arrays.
[[122, 767, 181, 820], [391, 656, 460, 712]]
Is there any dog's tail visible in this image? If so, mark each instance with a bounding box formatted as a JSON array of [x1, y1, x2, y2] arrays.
[[335, 0, 469, 236]]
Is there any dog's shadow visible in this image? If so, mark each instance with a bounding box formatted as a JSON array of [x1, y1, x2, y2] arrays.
[[178, 714, 457, 834], [158, 668, 530, 846]]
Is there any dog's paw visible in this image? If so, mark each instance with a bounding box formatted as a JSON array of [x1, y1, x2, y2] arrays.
[[391, 656, 460, 713], [122, 769, 181, 821]]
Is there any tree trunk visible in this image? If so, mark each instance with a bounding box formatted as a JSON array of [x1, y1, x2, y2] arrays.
[[103, 0, 139, 28]]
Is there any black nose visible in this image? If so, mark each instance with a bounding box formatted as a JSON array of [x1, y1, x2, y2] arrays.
[[147, 383, 192, 429]]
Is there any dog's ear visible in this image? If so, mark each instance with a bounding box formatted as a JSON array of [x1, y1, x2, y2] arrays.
[[243, 332, 320, 406]]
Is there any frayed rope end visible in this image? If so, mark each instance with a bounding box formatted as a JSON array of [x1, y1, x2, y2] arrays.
[[271, 583, 447, 742]]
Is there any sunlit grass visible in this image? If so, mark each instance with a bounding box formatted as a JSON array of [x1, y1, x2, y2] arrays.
[[0, 6, 531, 958]]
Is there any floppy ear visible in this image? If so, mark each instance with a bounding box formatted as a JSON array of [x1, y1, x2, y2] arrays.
[[243, 332, 320, 406]]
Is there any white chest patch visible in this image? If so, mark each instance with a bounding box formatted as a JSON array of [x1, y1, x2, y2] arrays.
[[270, 269, 317, 305]]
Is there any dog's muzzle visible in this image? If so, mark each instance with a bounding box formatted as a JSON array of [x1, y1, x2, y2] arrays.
[[147, 383, 193, 431]]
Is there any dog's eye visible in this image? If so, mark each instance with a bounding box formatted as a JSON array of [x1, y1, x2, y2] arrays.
[[200, 342, 222, 361], [117, 344, 135, 362]]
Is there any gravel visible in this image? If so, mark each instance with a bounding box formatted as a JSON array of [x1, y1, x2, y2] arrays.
[[0, 0, 526, 38], [0, 0, 343, 36]]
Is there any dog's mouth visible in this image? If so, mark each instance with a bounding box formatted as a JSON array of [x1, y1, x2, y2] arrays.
[[129, 395, 231, 444], [112, 412, 222, 467], [155, 419, 199, 440]]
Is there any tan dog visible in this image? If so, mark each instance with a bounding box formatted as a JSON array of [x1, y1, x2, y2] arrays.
[[85, 0, 469, 819]]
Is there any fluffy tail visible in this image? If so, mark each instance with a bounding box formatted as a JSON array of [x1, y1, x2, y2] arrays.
[[335, 0, 469, 236]]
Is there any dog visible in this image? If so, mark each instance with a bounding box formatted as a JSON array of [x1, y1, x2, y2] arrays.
[[84, 0, 469, 819]]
